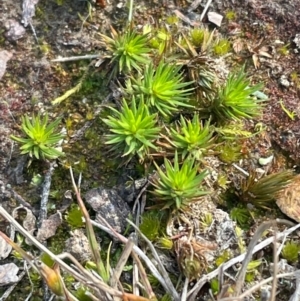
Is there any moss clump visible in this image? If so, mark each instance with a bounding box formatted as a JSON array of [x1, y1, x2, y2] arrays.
[[225, 11, 236, 20], [217, 142, 242, 163], [190, 28, 206, 48], [281, 241, 300, 263], [139, 211, 161, 241], [213, 39, 231, 55], [278, 44, 290, 56]]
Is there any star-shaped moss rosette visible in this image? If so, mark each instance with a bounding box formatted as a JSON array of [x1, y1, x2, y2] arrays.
[[102, 96, 161, 161], [99, 26, 151, 75], [127, 61, 194, 118], [11, 113, 65, 160], [151, 152, 209, 211], [170, 114, 214, 160], [209, 66, 266, 123]]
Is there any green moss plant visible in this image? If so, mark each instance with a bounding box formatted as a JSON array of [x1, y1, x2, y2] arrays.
[[151, 152, 209, 211], [170, 114, 214, 160], [155, 237, 173, 250], [230, 207, 251, 227], [225, 11, 236, 20], [190, 28, 206, 48], [127, 61, 194, 118], [11, 113, 65, 160], [139, 211, 161, 241], [102, 96, 161, 161], [188, 27, 214, 53], [215, 250, 232, 267], [65, 205, 84, 228], [217, 141, 242, 163], [281, 241, 300, 263], [99, 27, 151, 75], [209, 66, 266, 123], [278, 43, 290, 56], [213, 38, 231, 56]]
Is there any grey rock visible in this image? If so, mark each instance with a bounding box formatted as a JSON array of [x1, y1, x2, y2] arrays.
[[278, 75, 290, 88], [0, 51, 12, 81], [85, 187, 130, 233], [293, 33, 300, 49], [4, 19, 26, 41]]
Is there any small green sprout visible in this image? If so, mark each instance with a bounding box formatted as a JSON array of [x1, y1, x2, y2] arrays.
[[225, 11, 236, 20], [166, 15, 179, 25], [102, 97, 161, 161], [215, 250, 232, 267], [278, 43, 290, 56], [245, 259, 262, 282], [210, 278, 220, 295], [200, 212, 213, 229], [213, 38, 231, 55], [235, 226, 246, 253], [217, 174, 230, 190], [11, 113, 65, 160], [281, 241, 300, 263], [290, 71, 300, 89], [279, 99, 297, 120], [188, 26, 214, 53], [151, 152, 209, 211], [155, 237, 173, 250], [128, 61, 194, 118], [247, 259, 262, 271]]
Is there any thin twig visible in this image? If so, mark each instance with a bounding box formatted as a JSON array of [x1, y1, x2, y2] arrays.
[[234, 221, 276, 296], [270, 232, 278, 301], [110, 238, 135, 289], [131, 250, 157, 300], [69, 167, 107, 280], [200, 0, 213, 22], [24, 262, 34, 301], [51, 54, 101, 62], [128, 0, 134, 23], [181, 277, 190, 301], [289, 272, 300, 301]]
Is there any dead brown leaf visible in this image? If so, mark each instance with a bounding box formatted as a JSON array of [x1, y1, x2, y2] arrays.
[[232, 38, 244, 54]]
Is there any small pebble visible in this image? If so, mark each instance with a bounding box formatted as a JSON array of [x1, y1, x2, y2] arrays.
[[4, 19, 26, 41]]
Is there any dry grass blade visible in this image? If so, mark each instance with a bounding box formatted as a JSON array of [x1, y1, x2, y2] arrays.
[[0, 205, 125, 299], [110, 238, 135, 289], [69, 167, 109, 282], [90, 219, 172, 299], [126, 219, 180, 301]]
